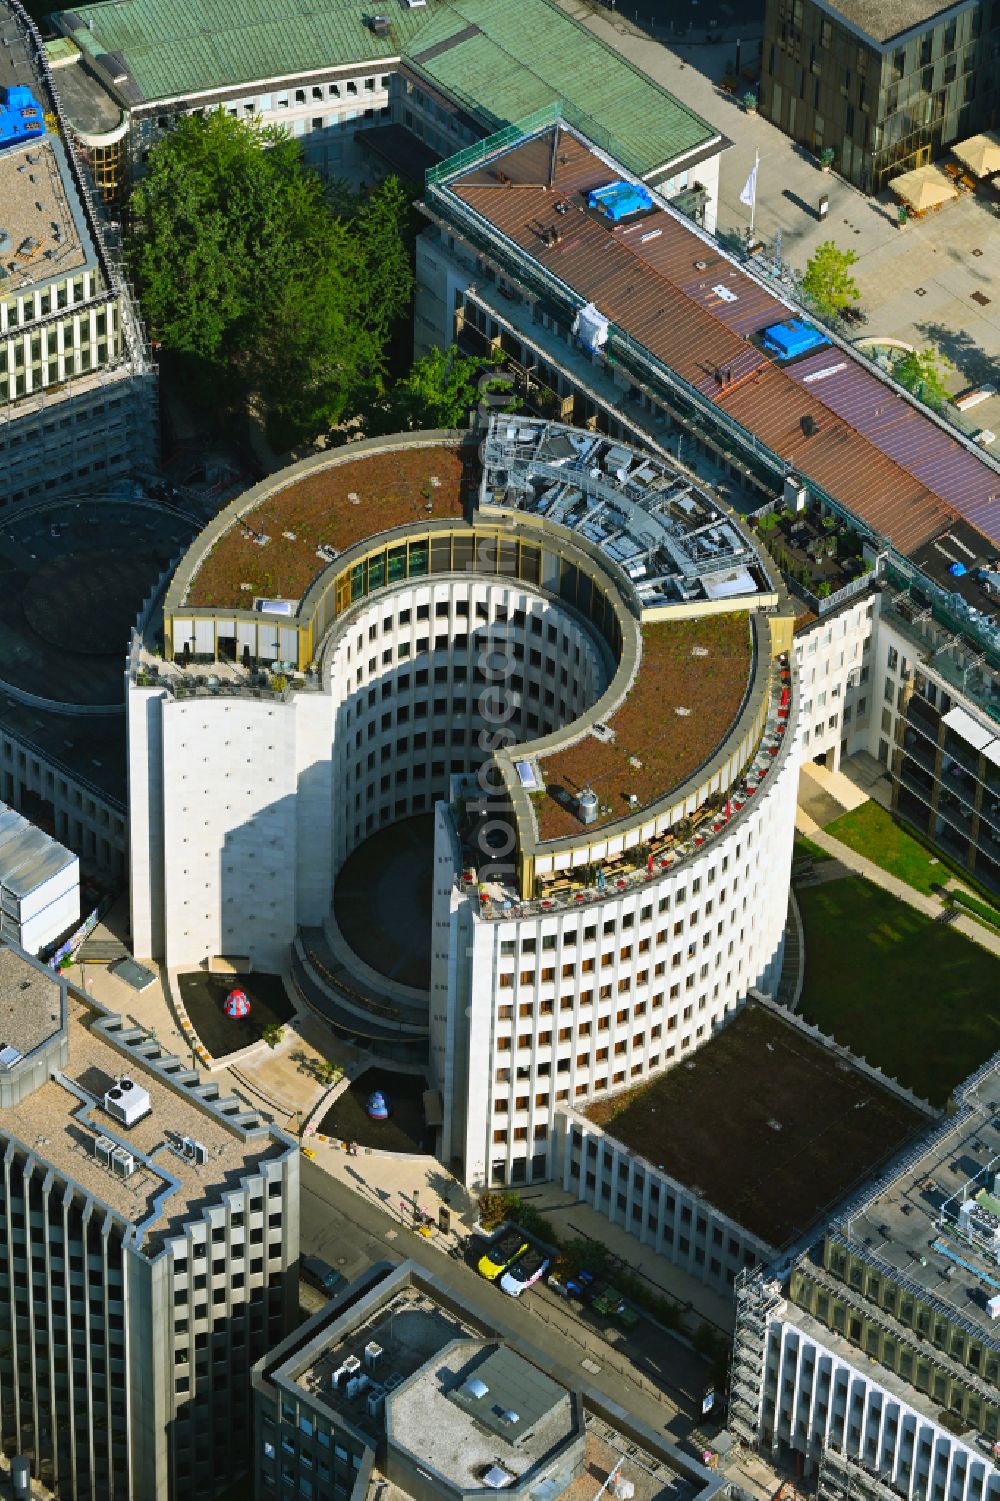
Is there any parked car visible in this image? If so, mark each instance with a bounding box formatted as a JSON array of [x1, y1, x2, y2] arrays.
[[499, 1246, 551, 1297], [477, 1230, 529, 1281], [301, 1255, 345, 1296], [564, 1268, 596, 1300]]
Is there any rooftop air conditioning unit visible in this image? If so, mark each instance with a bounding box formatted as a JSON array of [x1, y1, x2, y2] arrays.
[[104, 1077, 152, 1128], [111, 1147, 135, 1179], [346, 1374, 369, 1400], [364, 1341, 383, 1372], [192, 1141, 208, 1166], [366, 1388, 386, 1421], [94, 1135, 114, 1168]]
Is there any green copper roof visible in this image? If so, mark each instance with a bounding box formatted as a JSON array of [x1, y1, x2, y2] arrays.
[[54, 0, 441, 103], [407, 0, 717, 175], [53, 0, 717, 172]]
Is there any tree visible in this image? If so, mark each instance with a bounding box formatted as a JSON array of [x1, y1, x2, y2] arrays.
[[356, 344, 514, 437], [126, 110, 414, 444], [262, 1023, 285, 1049], [801, 239, 860, 318], [893, 345, 953, 411], [316, 1059, 341, 1088]]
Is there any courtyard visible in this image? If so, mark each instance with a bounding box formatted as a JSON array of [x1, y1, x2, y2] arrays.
[[796, 874, 1000, 1104], [333, 814, 434, 991], [178, 969, 295, 1058], [319, 1067, 433, 1154]]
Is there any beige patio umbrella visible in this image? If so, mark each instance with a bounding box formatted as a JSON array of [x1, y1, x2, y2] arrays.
[[952, 130, 1000, 177], [891, 163, 959, 211]]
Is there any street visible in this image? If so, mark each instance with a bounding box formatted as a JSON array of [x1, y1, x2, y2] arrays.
[[299, 1156, 710, 1443]]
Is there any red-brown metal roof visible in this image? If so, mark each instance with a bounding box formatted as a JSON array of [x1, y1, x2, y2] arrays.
[[446, 127, 1000, 557]]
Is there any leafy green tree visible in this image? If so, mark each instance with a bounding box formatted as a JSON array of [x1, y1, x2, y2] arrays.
[[356, 344, 514, 436], [126, 110, 413, 443], [262, 1023, 285, 1049], [893, 345, 953, 411], [801, 239, 860, 318]]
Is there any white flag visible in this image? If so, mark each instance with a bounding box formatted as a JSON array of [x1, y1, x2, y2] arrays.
[[739, 158, 758, 207]]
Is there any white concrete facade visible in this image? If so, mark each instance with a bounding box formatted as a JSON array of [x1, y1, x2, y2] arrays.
[[795, 594, 877, 772], [758, 1311, 1000, 1501], [130, 576, 609, 970], [432, 735, 798, 1189], [550, 1104, 774, 1292]]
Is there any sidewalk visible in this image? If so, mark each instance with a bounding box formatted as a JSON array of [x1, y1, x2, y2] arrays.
[[305, 1132, 736, 1334], [795, 806, 1000, 957]]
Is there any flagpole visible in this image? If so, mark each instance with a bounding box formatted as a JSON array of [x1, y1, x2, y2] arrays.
[[750, 148, 759, 239]]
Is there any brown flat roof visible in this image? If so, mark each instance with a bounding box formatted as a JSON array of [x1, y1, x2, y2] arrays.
[[585, 1003, 927, 1247], [187, 445, 469, 609], [536, 612, 752, 840], [444, 127, 1000, 556], [0, 944, 62, 1059]]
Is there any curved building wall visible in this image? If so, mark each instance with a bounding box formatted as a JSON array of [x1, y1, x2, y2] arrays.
[[326, 577, 610, 874], [432, 731, 798, 1188], [133, 574, 611, 970]]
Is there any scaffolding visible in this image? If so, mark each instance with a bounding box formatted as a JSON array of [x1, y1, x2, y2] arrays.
[[729, 1268, 783, 1449], [818, 1447, 901, 1501]]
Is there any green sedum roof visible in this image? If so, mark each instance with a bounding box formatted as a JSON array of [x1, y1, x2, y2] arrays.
[[53, 0, 717, 172]]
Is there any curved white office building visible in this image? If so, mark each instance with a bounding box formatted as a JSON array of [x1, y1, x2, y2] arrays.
[[128, 419, 800, 1185]]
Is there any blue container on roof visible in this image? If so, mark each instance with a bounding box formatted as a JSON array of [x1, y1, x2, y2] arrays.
[[0, 86, 46, 150], [587, 180, 653, 223], [762, 318, 828, 360]]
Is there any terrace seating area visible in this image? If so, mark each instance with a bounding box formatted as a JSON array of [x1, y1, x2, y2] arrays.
[[464, 654, 793, 918]]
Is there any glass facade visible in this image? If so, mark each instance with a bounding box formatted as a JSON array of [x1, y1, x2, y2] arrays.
[[761, 0, 1000, 191]]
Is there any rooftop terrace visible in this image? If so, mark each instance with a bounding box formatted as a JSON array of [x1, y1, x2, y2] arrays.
[[3, 989, 285, 1254], [184, 442, 469, 610], [535, 613, 753, 840], [827, 1052, 1000, 1345], [584, 1003, 928, 1248], [430, 121, 1000, 557]]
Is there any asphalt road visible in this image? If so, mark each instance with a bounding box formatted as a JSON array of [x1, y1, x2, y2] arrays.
[[299, 1157, 714, 1442]]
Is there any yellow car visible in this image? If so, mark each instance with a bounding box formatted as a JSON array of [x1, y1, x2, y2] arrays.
[[301, 1146, 316, 1161], [477, 1230, 528, 1281]]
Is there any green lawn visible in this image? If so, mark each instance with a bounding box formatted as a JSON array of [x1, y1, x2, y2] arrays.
[[825, 800, 1000, 918], [797, 874, 1000, 1106], [794, 834, 832, 863]]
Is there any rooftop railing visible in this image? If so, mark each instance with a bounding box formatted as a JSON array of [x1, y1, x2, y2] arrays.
[[465, 656, 794, 919]]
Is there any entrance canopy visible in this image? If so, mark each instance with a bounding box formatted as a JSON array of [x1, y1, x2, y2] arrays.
[[891, 163, 959, 211]]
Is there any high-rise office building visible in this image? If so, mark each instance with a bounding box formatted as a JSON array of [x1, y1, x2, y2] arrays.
[[0, 938, 299, 1499]]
